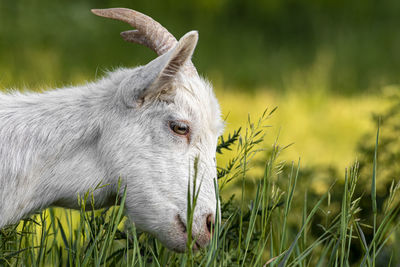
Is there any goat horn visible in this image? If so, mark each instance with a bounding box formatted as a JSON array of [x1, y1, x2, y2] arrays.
[[91, 8, 198, 76]]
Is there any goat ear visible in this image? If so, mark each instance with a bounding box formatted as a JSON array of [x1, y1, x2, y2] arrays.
[[119, 31, 198, 107]]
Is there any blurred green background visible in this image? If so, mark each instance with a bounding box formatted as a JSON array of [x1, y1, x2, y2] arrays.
[[2, 0, 400, 92], [0, 0, 399, 175]]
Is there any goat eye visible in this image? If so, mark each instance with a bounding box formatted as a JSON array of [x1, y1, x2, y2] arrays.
[[169, 121, 189, 135]]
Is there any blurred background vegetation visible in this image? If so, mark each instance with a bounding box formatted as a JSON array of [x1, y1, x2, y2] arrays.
[[1, 0, 400, 93], [2, 0, 400, 264]]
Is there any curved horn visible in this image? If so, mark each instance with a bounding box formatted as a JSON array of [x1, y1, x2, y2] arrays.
[[91, 8, 198, 76]]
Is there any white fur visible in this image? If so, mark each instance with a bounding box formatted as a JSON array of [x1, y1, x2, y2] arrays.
[[0, 31, 224, 252]]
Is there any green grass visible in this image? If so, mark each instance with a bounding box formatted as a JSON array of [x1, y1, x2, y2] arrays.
[[1, 111, 400, 266]]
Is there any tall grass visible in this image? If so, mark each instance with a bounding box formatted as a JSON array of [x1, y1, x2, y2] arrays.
[[0, 111, 399, 266]]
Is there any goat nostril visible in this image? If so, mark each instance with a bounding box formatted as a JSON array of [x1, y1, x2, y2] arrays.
[[206, 214, 215, 234]]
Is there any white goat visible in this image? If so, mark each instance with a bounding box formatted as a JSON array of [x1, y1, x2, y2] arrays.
[[0, 8, 224, 252]]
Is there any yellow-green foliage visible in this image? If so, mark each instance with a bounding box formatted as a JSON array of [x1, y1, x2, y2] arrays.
[[217, 89, 386, 171]]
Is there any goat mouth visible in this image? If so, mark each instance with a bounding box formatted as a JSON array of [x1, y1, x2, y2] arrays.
[[176, 214, 201, 250], [176, 214, 187, 233]]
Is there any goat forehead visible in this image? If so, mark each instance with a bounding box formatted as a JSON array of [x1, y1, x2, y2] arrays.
[[174, 75, 224, 137]]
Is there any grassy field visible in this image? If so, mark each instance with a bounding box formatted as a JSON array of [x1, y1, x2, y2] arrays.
[[1, 109, 400, 266]]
